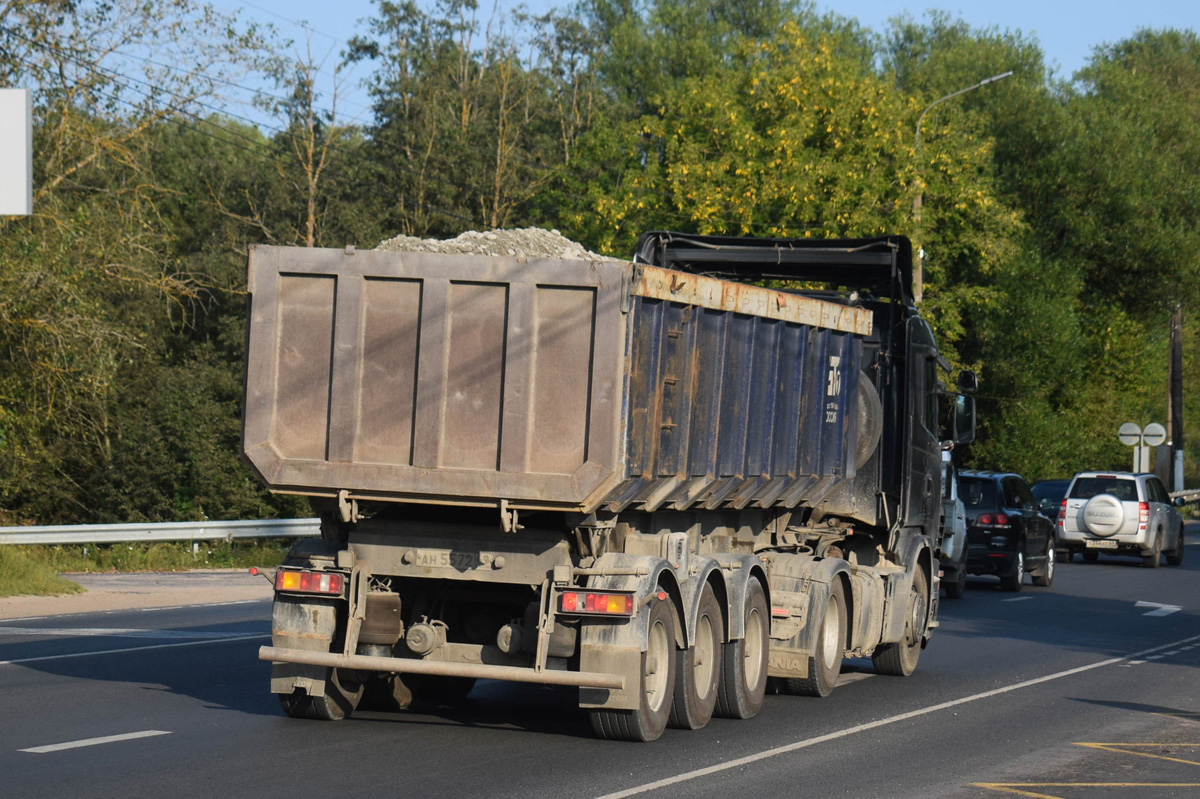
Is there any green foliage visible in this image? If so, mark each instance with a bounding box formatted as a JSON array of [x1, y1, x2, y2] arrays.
[[0, 547, 84, 598], [25, 539, 292, 574], [2, 0, 1200, 527]]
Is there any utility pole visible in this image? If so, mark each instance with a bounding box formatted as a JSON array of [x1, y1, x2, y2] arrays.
[[912, 71, 1013, 303], [1168, 304, 1184, 491]]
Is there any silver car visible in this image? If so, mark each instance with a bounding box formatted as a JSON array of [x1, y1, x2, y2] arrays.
[[1058, 471, 1184, 567]]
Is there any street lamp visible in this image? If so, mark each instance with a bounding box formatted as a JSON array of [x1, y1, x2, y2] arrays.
[[911, 70, 1013, 303]]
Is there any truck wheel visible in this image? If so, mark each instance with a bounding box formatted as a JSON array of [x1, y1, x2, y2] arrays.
[[358, 674, 413, 713], [278, 667, 363, 721], [1143, 530, 1163, 568], [872, 562, 928, 677], [406, 675, 477, 708], [999, 550, 1024, 592], [670, 585, 722, 730], [789, 579, 846, 697], [590, 594, 676, 742], [715, 578, 768, 719], [1167, 528, 1185, 566]]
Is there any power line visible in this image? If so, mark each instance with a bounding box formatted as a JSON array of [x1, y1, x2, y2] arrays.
[[208, 0, 376, 117]]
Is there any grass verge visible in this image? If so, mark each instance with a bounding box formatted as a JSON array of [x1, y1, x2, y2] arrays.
[[0, 539, 294, 597]]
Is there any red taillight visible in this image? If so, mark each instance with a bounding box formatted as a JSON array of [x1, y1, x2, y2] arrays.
[[1057, 499, 1066, 521], [978, 514, 993, 525], [1139, 501, 1149, 529], [275, 568, 345, 596], [558, 591, 635, 616], [996, 513, 1009, 526]]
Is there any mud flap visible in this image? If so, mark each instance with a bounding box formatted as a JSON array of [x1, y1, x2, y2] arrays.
[[576, 553, 677, 711], [270, 597, 340, 697]]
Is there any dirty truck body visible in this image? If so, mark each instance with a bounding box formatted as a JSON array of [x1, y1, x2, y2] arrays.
[[243, 231, 967, 741]]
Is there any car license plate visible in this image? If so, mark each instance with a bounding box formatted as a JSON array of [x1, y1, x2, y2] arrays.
[[1085, 539, 1118, 549]]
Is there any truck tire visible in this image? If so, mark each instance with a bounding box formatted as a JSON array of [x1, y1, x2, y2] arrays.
[[590, 595, 676, 742], [715, 578, 768, 719], [358, 674, 413, 713], [789, 579, 846, 697], [278, 667, 364, 721], [669, 585, 722, 730], [872, 562, 927, 677]]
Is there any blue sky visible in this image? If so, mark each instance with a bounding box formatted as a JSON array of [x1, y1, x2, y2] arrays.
[[216, 0, 1198, 126]]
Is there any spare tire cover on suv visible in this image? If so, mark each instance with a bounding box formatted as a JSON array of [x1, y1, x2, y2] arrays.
[[1082, 494, 1125, 536]]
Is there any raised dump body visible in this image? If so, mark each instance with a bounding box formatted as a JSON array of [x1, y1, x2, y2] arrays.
[[243, 245, 876, 516], [247, 233, 975, 743]]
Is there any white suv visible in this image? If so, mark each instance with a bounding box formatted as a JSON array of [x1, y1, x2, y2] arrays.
[[1058, 472, 1184, 567]]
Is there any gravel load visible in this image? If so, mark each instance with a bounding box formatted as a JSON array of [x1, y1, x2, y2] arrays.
[[375, 227, 620, 262]]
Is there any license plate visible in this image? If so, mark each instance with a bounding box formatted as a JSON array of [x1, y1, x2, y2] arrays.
[[1085, 539, 1118, 549]]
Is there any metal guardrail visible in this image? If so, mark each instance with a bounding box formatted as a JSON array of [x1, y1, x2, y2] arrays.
[[0, 518, 321, 546], [1171, 489, 1200, 505]]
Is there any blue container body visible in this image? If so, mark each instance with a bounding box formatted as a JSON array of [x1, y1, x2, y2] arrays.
[[604, 295, 864, 514]]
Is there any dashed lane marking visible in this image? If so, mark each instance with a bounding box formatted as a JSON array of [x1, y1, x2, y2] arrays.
[[0, 627, 258, 639], [0, 634, 269, 665], [1002, 597, 1034, 603], [20, 730, 171, 754]]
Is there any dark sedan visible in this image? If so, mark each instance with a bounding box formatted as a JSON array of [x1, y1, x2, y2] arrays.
[[960, 470, 1057, 591]]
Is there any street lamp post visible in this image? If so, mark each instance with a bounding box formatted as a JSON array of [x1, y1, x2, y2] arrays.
[[911, 70, 1013, 303]]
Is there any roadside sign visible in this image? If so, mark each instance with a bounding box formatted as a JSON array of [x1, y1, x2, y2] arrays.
[[0, 88, 33, 216], [1118, 422, 1142, 446], [1142, 422, 1167, 447]]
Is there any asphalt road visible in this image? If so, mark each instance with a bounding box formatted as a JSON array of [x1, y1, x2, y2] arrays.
[[4, 525, 1200, 799]]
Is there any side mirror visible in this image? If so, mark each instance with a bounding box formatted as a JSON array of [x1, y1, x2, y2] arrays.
[[952, 394, 976, 445], [957, 370, 978, 394]]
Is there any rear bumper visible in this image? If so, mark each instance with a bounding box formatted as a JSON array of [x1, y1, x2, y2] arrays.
[[259, 646, 625, 690], [1060, 529, 1153, 553], [966, 548, 1018, 576]]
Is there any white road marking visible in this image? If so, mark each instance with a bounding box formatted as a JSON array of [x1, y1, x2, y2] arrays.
[[1135, 601, 1183, 617], [1002, 597, 1034, 603], [2, 598, 267, 623], [20, 730, 170, 754], [0, 627, 257, 639], [834, 672, 875, 686], [0, 634, 269, 666], [592, 633, 1200, 799]]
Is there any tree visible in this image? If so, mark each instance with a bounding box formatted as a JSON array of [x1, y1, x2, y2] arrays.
[[0, 0, 280, 522]]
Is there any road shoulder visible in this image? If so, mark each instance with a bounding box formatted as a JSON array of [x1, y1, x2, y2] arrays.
[[0, 570, 273, 619]]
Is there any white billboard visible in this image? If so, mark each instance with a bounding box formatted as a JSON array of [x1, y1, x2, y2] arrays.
[[0, 88, 33, 216]]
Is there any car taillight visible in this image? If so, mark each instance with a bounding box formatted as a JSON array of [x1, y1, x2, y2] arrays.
[[1057, 499, 1066, 521], [978, 514, 992, 525], [1139, 501, 1149, 530], [559, 591, 635, 616], [275, 568, 345, 596], [995, 513, 1010, 526]]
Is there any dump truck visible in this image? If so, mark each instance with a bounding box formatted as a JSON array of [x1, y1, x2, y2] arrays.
[[243, 231, 976, 741]]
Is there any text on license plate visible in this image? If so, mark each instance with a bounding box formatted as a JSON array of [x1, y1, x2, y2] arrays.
[[1085, 539, 1118, 549]]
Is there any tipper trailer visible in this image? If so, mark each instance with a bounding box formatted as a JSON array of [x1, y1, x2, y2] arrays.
[[243, 231, 976, 741]]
